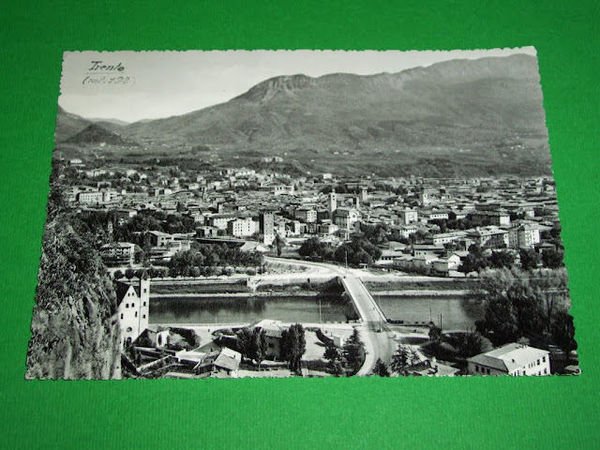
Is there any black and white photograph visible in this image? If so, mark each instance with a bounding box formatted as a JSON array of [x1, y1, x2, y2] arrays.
[[27, 48, 579, 380]]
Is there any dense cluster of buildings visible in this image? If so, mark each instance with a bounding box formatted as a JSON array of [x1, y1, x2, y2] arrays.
[[64, 159, 561, 276], [70, 160, 567, 378]]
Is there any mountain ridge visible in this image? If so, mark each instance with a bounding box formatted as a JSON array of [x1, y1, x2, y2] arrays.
[[56, 53, 552, 177]]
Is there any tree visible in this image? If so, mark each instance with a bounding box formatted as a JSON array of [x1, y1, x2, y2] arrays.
[[251, 328, 268, 369], [334, 237, 382, 267], [542, 248, 564, 269], [324, 345, 345, 376], [324, 344, 341, 362], [281, 324, 306, 373], [360, 223, 388, 246], [372, 358, 390, 377], [489, 250, 515, 269], [343, 329, 365, 375], [475, 268, 564, 346], [330, 359, 345, 377], [298, 237, 332, 260], [428, 324, 442, 343], [456, 330, 484, 358], [519, 248, 541, 271], [476, 269, 519, 344], [552, 311, 577, 361], [273, 233, 285, 257], [125, 268, 135, 279], [237, 328, 254, 363], [113, 270, 124, 280], [391, 345, 418, 375], [458, 245, 489, 273]]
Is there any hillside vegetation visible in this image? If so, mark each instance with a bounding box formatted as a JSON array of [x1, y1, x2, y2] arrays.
[[56, 54, 552, 177], [26, 167, 121, 379]]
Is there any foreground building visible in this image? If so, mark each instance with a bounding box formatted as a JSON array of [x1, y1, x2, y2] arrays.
[[116, 277, 150, 349], [195, 347, 242, 378], [467, 343, 551, 376]]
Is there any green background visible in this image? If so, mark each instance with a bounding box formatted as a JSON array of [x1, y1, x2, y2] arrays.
[[1, 1, 599, 448]]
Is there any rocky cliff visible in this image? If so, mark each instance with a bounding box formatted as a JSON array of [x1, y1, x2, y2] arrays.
[[26, 172, 121, 379]]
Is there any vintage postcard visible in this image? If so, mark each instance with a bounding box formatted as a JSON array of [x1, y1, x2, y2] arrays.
[[26, 49, 579, 379]]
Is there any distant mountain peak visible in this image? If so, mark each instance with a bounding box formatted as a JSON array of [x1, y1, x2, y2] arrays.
[[236, 74, 316, 102], [63, 123, 138, 146], [59, 54, 551, 177]]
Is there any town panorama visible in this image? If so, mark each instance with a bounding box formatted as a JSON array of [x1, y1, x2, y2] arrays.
[[26, 50, 578, 379]]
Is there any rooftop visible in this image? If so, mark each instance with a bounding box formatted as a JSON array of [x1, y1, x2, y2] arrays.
[[468, 343, 549, 372]]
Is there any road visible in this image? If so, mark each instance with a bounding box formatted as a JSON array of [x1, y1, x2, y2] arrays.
[[264, 256, 397, 375]]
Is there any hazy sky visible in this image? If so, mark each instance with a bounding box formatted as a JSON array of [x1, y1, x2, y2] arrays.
[[59, 47, 536, 123]]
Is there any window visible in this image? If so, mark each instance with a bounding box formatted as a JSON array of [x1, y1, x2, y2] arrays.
[[125, 303, 129, 308], [144, 288, 147, 293], [120, 313, 123, 319], [544, 368, 547, 374], [542, 356, 546, 363], [537, 359, 540, 366], [143, 302, 146, 306], [135, 312, 138, 317], [142, 315, 146, 319]]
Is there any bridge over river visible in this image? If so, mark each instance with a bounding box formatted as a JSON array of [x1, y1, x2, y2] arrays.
[[264, 256, 398, 375]]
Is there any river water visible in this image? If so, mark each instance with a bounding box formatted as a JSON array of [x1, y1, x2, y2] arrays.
[[374, 295, 485, 330], [150, 293, 484, 329], [150, 294, 359, 325]]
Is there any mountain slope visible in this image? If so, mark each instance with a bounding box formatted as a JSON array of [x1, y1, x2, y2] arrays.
[[59, 54, 552, 176], [55, 106, 91, 142], [63, 123, 139, 147]]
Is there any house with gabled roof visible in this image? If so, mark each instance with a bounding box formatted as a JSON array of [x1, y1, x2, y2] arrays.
[[467, 343, 550, 376], [195, 347, 242, 378], [250, 319, 285, 360]]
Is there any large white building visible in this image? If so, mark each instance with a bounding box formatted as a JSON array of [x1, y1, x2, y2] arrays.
[[467, 343, 551, 376], [467, 226, 509, 248], [116, 277, 150, 349], [208, 214, 234, 230], [76, 190, 112, 205], [227, 217, 257, 237], [100, 242, 136, 266], [399, 208, 418, 225], [334, 207, 360, 233], [508, 223, 541, 249], [430, 231, 468, 246], [394, 224, 418, 239]]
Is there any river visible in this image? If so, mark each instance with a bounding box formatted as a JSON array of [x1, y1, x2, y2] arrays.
[[373, 294, 485, 330], [150, 292, 484, 329], [150, 294, 359, 325]]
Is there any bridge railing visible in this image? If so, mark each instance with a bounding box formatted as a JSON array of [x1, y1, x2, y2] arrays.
[[339, 276, 389, 325]]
